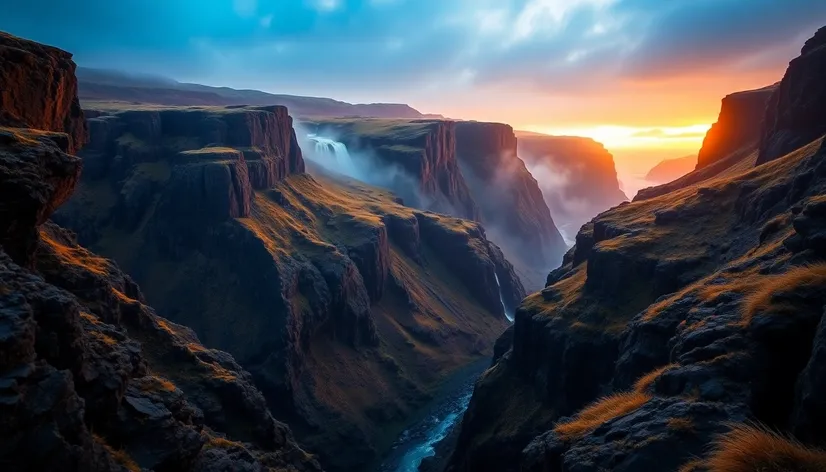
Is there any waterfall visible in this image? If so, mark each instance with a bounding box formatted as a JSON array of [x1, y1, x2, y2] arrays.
[[307, 134, 359, 177], [494, 273, 514, 322]]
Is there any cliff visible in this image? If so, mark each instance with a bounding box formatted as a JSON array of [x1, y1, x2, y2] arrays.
[[758, 26, 826, 165], [515, 134, 628, 240], [696, 85, 776, 169], [635, 85, 775, 202], [455, 122, 567, 290], [444, 26, 826, 472], [644, 154, 697, 184], [56, 106, 522, 471], [0, 32, 320, 472], [0, 32, 86, 154]]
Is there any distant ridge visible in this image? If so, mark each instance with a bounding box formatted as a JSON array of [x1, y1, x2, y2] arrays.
[[76, 67, 441, 119]]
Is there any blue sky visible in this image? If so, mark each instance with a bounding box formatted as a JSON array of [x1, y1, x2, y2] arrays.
[[3, 0, 826, 175]]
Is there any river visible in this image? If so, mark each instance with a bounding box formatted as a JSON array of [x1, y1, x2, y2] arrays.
[[377, 368, 481, 472]]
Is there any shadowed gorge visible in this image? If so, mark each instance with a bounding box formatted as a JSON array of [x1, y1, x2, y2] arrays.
[[442, 25, 826, 472], [52, 104, 523, 471]]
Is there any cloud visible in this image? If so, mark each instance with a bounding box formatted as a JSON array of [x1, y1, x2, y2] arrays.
[[2, 0, 824, 106]]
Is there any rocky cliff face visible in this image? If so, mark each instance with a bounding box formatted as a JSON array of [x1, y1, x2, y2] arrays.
[[635, 85, 776, 202], [444, 26, 826, 472], [515, 134, 628, 241], [758, 26, 826, 165], [696, 85, 776, 169], [455, 122, 567, 290], [0, 32, 86, 154], [0, 32, 320, 472], [57, 106, 521, 471]]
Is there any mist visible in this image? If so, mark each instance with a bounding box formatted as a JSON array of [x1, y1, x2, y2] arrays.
[[294, 121, 430, 211]]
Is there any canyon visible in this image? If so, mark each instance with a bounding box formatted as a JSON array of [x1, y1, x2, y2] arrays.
[[4, 17, 824, 472], [441, 25, 826, 472]]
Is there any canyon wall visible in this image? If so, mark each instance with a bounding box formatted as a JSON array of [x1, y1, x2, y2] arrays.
[[758, 26, 826, 165], [635, 85, 776, 202], [0, 31, 320, 472], [443, 26, 826, 472], [56, 106, 522, 471], [515, 134, 628, 241], [454, 122, 567, 290]]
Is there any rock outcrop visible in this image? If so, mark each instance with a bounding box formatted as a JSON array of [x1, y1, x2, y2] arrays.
[[57, 107, 521, 470], [515, 133, 628, 241], [0, 32, 86, 154], [455, 122, 567, 291], [442, 26, 826, 472], [697, 85, 776, 169], [758, 26, 826, 165], [0, 32, 320, 472]]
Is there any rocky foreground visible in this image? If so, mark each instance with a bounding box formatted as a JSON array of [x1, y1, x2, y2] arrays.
[[443, 25, 826, 472], [0, 31, 320, 472]]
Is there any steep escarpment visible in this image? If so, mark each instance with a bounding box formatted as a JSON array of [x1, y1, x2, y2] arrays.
[[303, 118, 480, 222], [0, 32, 320, 472], [455, 122, 567, 291], [57, 107, 520, 471], [635, 85, 776, 201], [758, 26, 826, 165], [696, 85, 776, 169], [0, 32, 86, 153], [515, 133, 628, 240], [445, 26, 826, 472]]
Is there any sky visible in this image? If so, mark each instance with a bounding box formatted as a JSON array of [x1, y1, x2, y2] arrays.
[[3, 0, 826, 182]]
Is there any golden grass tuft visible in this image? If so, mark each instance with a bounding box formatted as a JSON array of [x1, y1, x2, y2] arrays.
[[633, 364, 678, 392], [704, 424, 826, 472], [553, 391, 651, 441], [40, 230, 110, 276], [740, 264, 826, 325], [93, 434, 140, 472], [207, 436, 245, 450]]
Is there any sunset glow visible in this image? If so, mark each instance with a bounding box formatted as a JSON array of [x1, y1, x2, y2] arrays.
[[524, 124, 712, 150]]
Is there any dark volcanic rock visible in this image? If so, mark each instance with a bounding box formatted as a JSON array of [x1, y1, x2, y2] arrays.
[[0, 32, 86, 154], [0, 128, 81, 267], [0, 32, 321, 472], [759, 26, 826, 165]]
